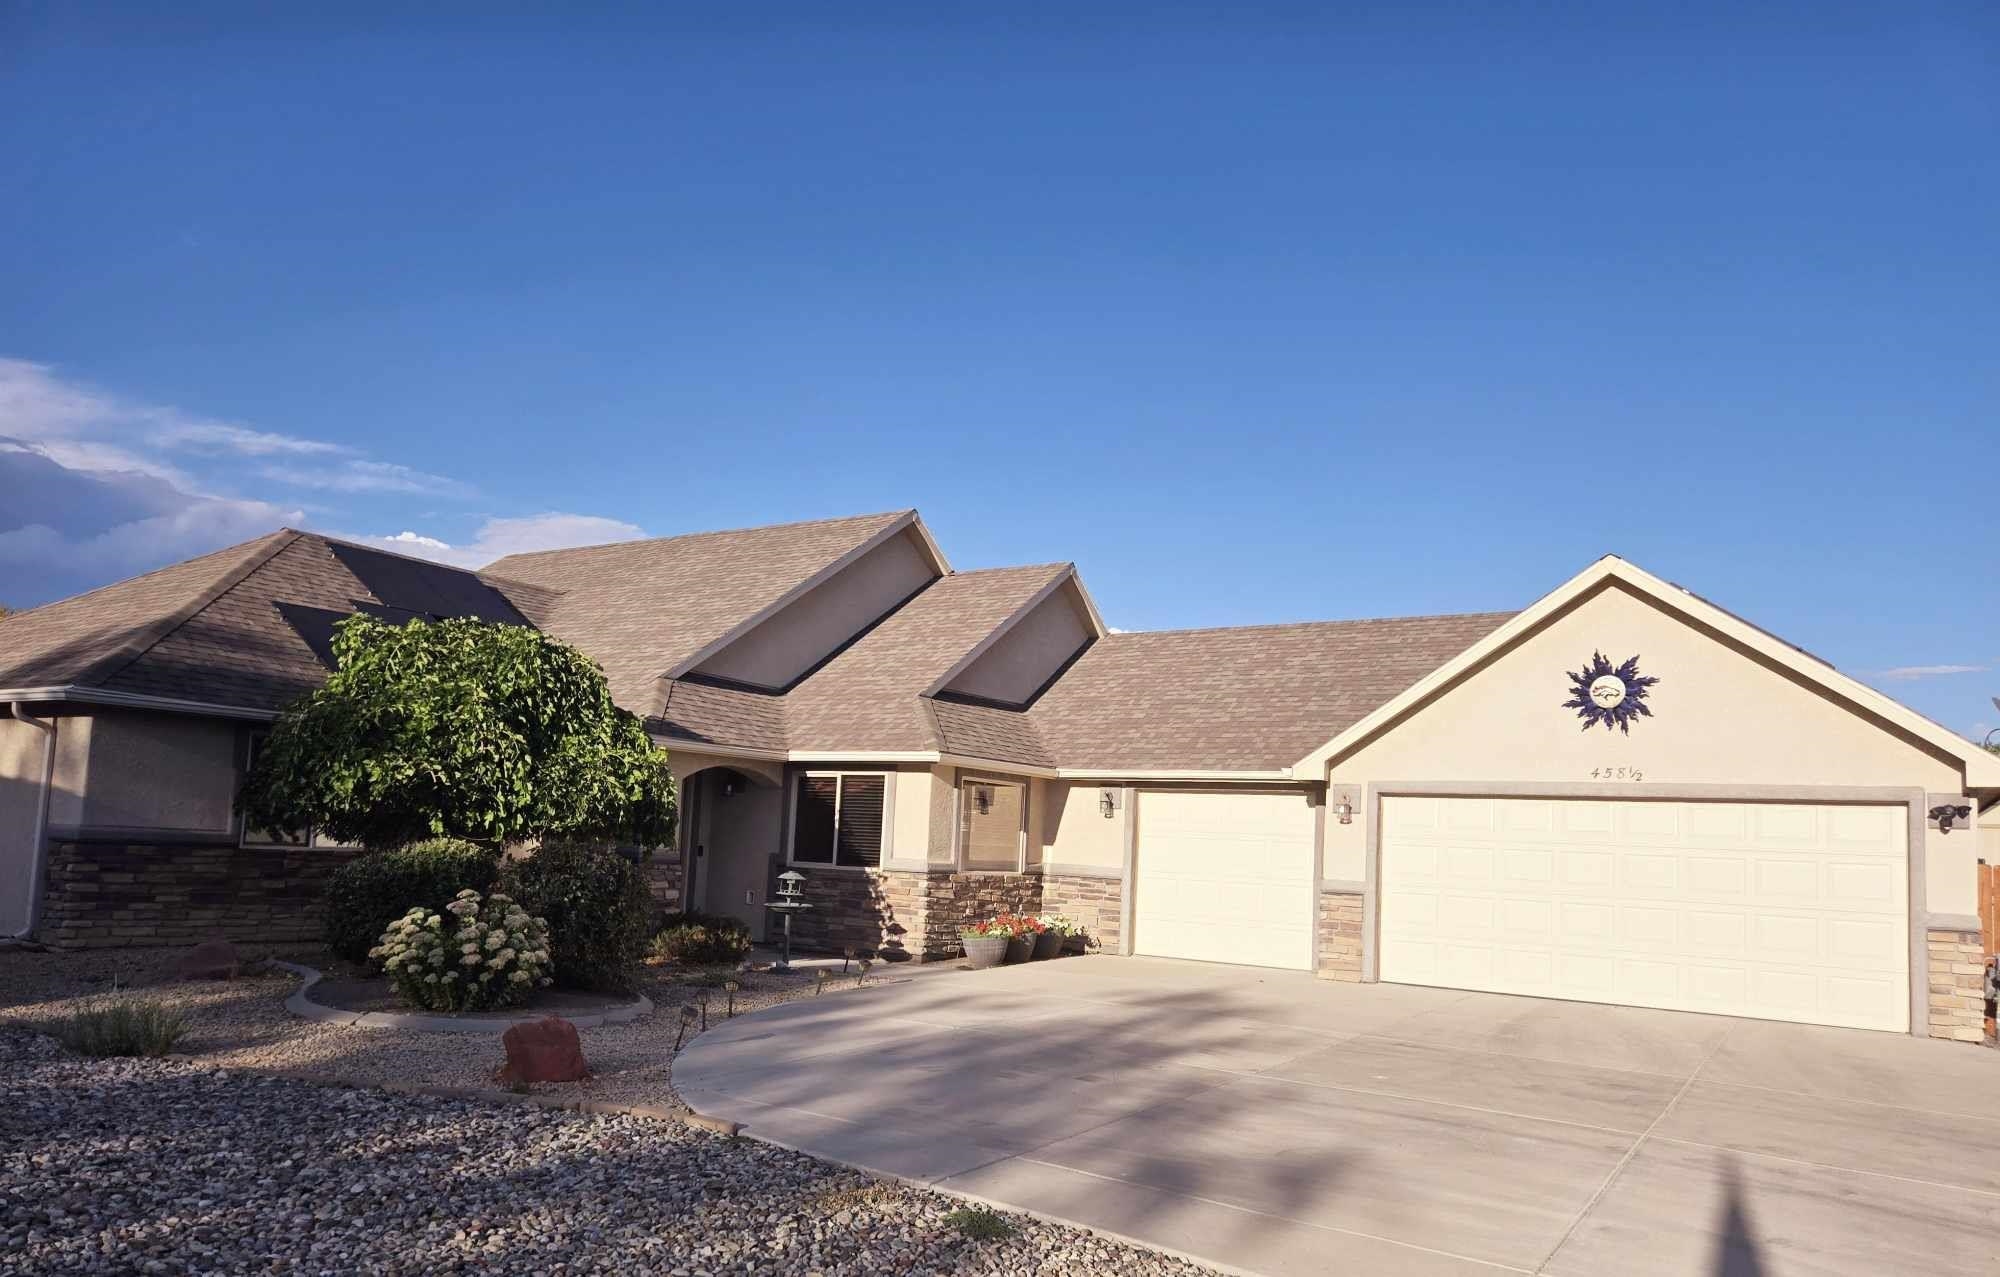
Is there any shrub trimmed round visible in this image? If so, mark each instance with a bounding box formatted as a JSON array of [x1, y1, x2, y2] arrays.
[[324, 838, 500, 965], [650, 911, 753, 966], [502, 842, 653, 993]]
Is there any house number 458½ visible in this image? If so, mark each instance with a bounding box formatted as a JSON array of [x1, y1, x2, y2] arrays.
[[1589, 766, 1644, 781]]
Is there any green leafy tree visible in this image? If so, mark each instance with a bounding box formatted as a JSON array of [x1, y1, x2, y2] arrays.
[[239, 615, 676, 850]]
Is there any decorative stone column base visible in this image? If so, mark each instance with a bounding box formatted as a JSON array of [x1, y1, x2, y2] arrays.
[[1316, 890, 1363, 981], [1926, 925, 1986, 1042]]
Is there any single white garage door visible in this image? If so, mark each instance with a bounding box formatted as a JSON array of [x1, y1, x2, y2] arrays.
[[1379, 796, 1910, 1032], [1133, 789, 1315, 970]]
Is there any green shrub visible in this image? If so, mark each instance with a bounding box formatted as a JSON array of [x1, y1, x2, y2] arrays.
[[44, 998, 188, 1058], [324, 838, 500, 965], [943, 1206, 1017, 1241], [502, 842, 653, 992], [649, 911, 753, 967]]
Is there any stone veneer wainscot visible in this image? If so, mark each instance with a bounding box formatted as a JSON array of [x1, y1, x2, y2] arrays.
[[37, 840, 363, 950]]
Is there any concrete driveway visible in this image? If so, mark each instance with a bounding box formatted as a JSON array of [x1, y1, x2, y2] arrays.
[[675, 956, 2000, 1276]]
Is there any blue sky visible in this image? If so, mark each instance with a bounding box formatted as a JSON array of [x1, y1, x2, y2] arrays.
[[2, 4, 1995, 736]]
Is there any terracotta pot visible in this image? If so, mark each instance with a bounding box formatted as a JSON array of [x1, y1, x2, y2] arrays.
[[961, 935, 1008, 969], [1031, 930, 1063, 961], [1003, 934, 1034, 964]]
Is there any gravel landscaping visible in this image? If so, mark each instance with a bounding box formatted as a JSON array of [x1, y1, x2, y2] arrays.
[[0, 947, 860, 1111], [0, 950, 1223, 1275]]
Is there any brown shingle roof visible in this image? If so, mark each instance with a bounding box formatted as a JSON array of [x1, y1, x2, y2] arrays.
[[1027, 612, 1515, 771], [0, 533, 289, 692], [484, 511, 912, 716], [0, 530, 531, 712]]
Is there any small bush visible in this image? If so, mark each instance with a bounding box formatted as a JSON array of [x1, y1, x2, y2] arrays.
[[325, 838, 500, 965], [650, 911, 753, 967], [44, 998, 187, 1058], [502, 842, 652, 992], [372, 889, 553, 1013], [944, 1206, 1017, 1241]]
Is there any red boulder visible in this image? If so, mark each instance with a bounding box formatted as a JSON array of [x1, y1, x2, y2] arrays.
[[498, 1016, 588, 1085]]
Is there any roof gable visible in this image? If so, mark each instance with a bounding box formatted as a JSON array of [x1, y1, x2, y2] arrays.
[[1292, 555, 2000, 788], [483, 510, 920, 715]]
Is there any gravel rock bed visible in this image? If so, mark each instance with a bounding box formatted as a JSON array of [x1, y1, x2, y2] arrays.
[[0, 948, 876, 1111], [0, 1026, 1220, 1275]]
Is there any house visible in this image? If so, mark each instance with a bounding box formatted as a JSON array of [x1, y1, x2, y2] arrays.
[[3, 509, 1996, 1042]]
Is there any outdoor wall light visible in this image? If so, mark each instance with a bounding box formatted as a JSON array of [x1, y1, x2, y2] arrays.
[[1334, 796, 1354, 825], [1099, 787, 1119, 818]]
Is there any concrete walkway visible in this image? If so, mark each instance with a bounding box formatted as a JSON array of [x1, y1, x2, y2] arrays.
[[675, 955, 2000, 1276]]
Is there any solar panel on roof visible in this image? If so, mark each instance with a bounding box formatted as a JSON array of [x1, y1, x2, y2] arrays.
[[328, 541, 528, 624]]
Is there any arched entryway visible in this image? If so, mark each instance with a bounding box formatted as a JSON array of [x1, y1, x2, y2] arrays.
[[672, 760, 785, 941]]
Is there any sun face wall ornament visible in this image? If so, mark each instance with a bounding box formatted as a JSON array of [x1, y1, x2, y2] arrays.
[[1563, 652, 1658, 734]]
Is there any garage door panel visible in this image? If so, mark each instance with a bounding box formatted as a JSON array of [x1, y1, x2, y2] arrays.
[[1380, 796, 1909, 1033], [1133, 790, 1314, 971]]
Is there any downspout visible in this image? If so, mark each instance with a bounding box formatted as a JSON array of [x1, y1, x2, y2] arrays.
[[9, 703, 56, 941]]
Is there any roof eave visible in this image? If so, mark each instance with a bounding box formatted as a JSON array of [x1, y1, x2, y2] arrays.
[[0, 685, 279, 722]]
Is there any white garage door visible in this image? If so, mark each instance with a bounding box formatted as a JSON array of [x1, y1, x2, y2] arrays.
[[1133, 790, 1315, 970], [1379, 796, 1910, 1032]]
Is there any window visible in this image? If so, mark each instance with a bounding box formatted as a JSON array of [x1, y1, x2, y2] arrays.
[[240, 730, 360, 849], [239, 731, 307, 848], [791, 773, 885, 868], [959, 778, 1026, 872]]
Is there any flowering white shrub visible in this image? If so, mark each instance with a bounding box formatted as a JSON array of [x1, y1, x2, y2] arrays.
[[370, 889, 553, 1012]]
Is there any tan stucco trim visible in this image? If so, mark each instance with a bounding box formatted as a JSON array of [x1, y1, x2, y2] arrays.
[[1035, 861, 1124, 880], [1056, 767, 1296, 782], [1319, 878, 1366, 894], [1357, 780, 1930, 1037], [664, 511, 942, 681], [1927, 912, 1981, 933], [1117, 785, 1137, 956], [1292, 556, 2000, 788]]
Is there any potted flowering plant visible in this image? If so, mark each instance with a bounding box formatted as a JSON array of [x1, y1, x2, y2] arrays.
[[1031, 914, 1073, 961], [960, 917, 1012, 969], [1002, 913, 1044, 965], [370, 889, 554, 1013]]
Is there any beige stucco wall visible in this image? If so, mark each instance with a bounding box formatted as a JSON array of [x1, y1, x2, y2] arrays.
[[1040, 779, 1128, 872], [927, 765, 958, 863], [0, 715, 53, 933], [943, 579, 1092, 705], [1322, 581, 1975, 913], [46, 711, 241, 836], [691, 528, 936, 690], [45, 714, 90, 831], [888, 765, 936, 863]]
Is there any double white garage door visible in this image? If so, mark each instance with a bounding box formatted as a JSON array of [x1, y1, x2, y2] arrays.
[[1132, 790, 1910, 1032]]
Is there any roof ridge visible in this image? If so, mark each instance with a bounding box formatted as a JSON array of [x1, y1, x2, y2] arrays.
[[1105, 609, 1517, 639], [945, 561, 1072, 579], [489, 509, 915, 565], [74, 530, 302, 689], [291, 527, 502, 575]]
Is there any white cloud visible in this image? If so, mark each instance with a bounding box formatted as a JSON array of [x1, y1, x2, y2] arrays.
[[157, 421, 348, 457], [0, 357, 330, 459], [341, 513, 647, 568], [0, 358, 651, 608], [1875, 663, 1988, 681], [261, 459, 471, 497]]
